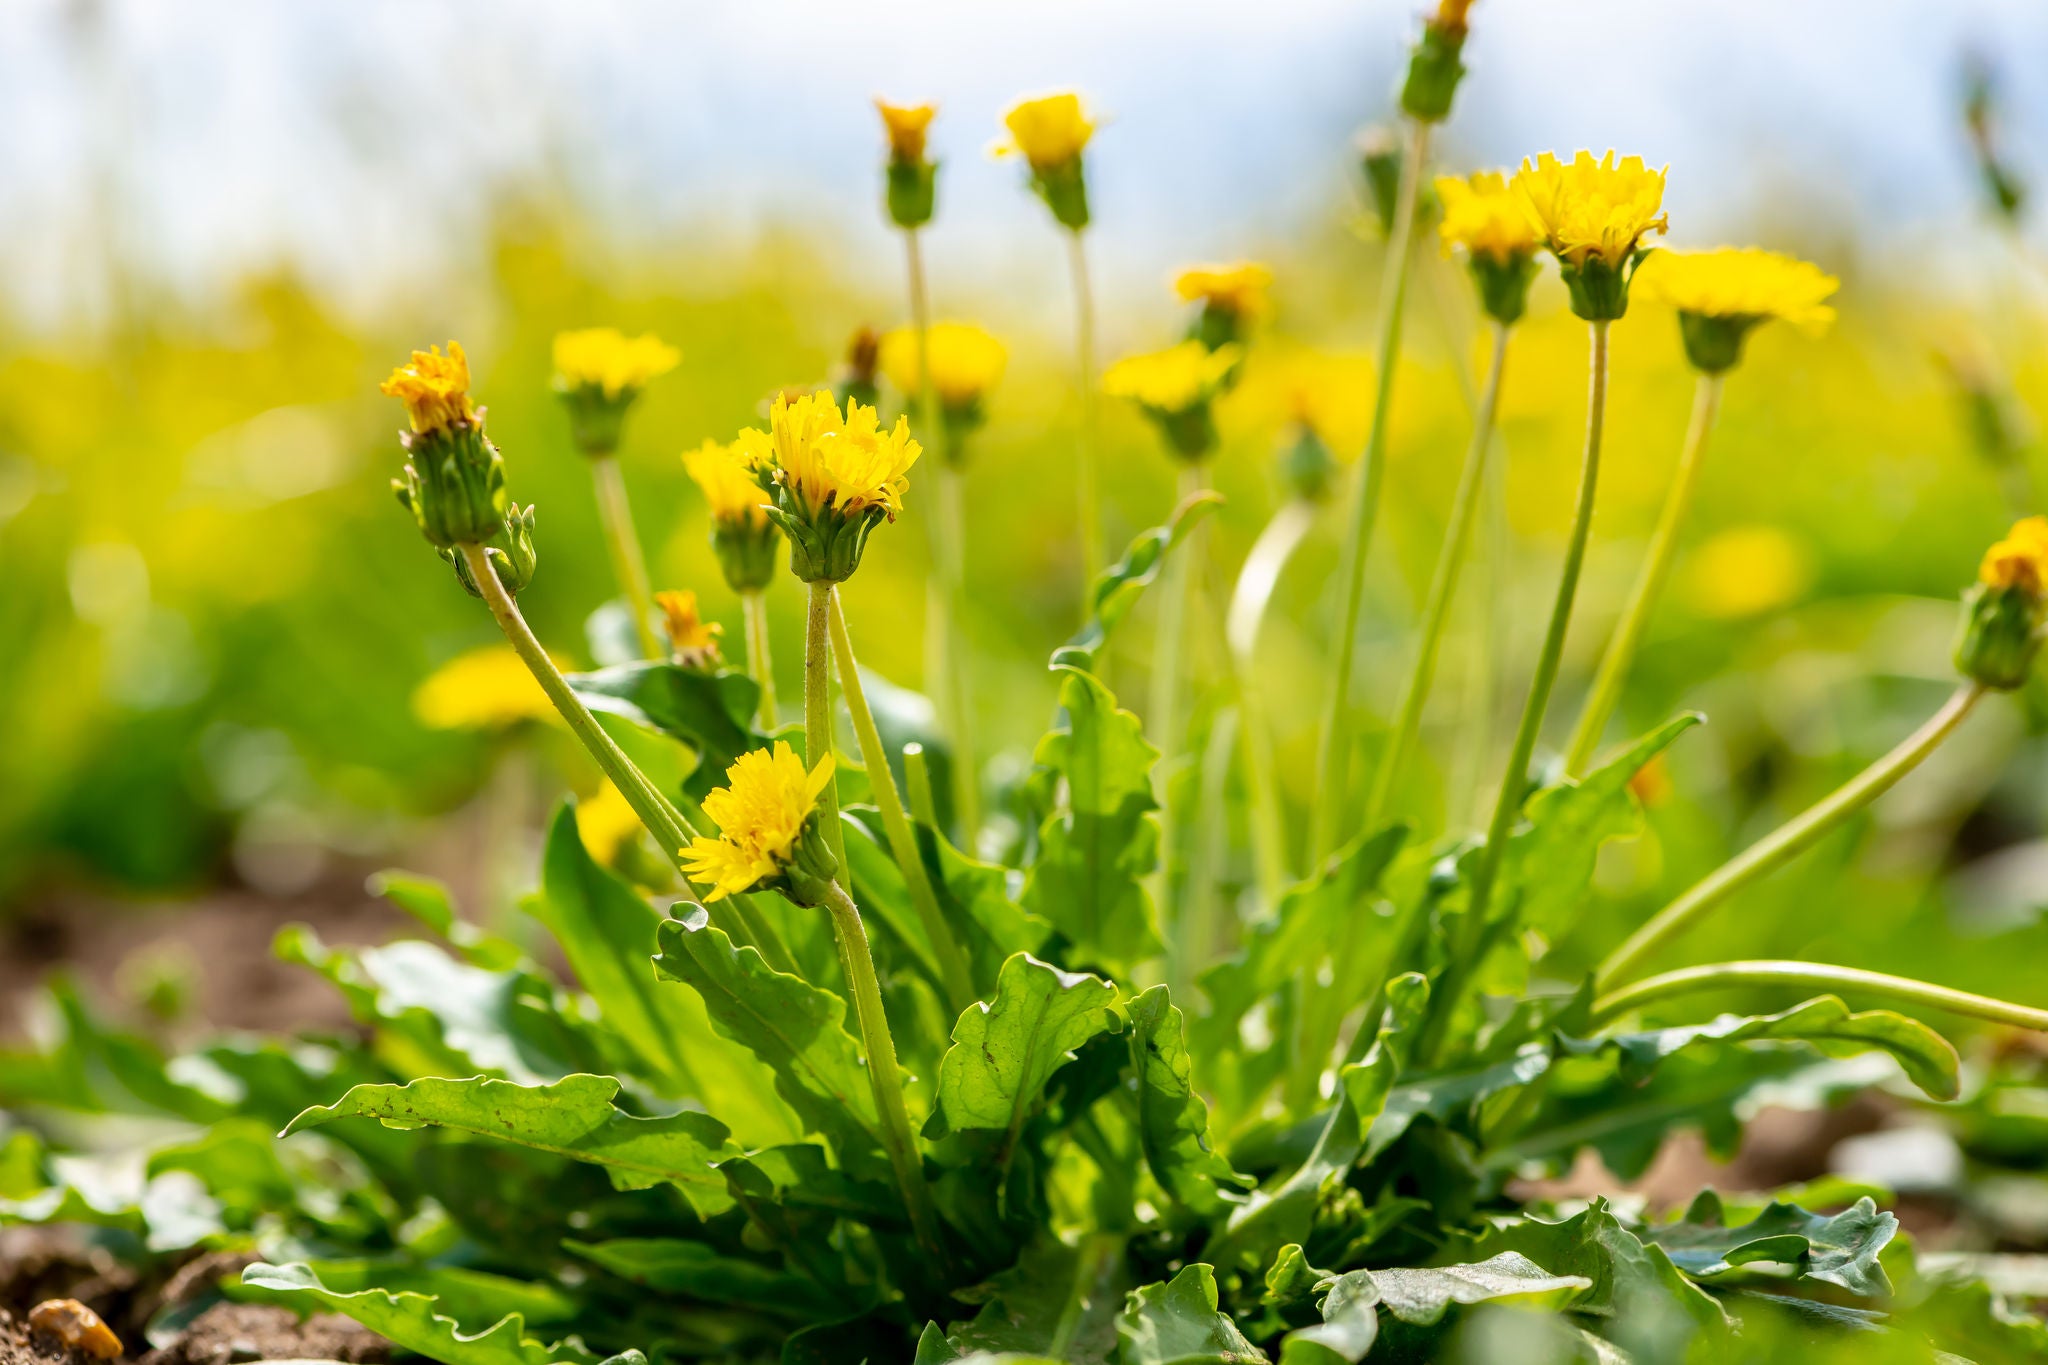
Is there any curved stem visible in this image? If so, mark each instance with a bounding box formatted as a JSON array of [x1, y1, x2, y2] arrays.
[[1564, 372, 1725, 775], [828, 588, 977, 1013], [1067, 228, 1103, 604], [1228, 498, 1319, 903], [1312, 116, 1432, 865], [802, 580, 850, 874], [934, 464, 981, 840], [589, 453, 661, 660], [1591, 959, 2048, 1033], [1597, 681, 1986, 989], [741, 589, 777, 731], [820, 878, 948, 1260], [1420, 319, 1610, 1064], [1364, 321, 1514, 831]]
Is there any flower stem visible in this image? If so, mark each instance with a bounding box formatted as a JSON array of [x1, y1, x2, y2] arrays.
[[1067, 227, 1103, 605], [828, 588, 978, 1014], [1420, 319, 1611, 1065], [1228, 498, 1319, 901], [1563, 371, 1725, 775], [803, 580, 849, 874], [1590, 959, 2048, 1033], [1597, 681, 1986, 990], [741, 589, 777, 731], [1364, 321, 1514, 833], [589, 452, 661, 660], [1311, 117, 1432, 865], [932, 463, 982, 840], [1150, 463, 1207, 755], [820, 878, 948, 1261]]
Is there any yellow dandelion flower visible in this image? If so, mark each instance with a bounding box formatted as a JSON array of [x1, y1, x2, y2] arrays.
[[1103, 341, 1241, 415], [683, 438, 770, 530], [682, 742, 836, 901], [1980, 515, 2048, 594], [577, 781, 643, 866], [762, 392, 920, 521], [1511, 150, 1669, 270], [876, 99, 936, 164], [992, 92, 1095, 172], [1174, 262, 1274, 320], [552, 328, 680, 400], [412, 645, 565, 730], [1435, 171, 1540, 263], [381, 342, 475, 435], [656, 588, 724, 663], [1633, 248, 1839, 332], [878, 322, 1008, 409], [1683, 525, 1812, 620]]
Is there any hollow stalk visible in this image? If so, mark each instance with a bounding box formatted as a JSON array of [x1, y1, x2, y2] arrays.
[[741, 589, 777, 731], [589, 453, 661, 659], [1227, 498, 1319, 901], [802, 581, 850, 874], [1067, 227, 1103, 603]]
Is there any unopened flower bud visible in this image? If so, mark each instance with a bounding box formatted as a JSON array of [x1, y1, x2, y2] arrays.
[[877, 100, 939, 230], [384, 342, 507, 549], [834, 327, 882, 414], [1955, 517, 2048, 690], [993, 92, 1095, 231], [444, 502, 539, 599], [1400, 0, 1476, 124]]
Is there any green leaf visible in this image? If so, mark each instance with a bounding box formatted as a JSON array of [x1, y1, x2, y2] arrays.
[[0, 1130, 44, 1198], [1643, 1192, 1900, 1297], [1370, 1252, 1592, 1325], [0, 975, 228, 1120], [529, 803, 802, 1143], [936, 954, 1119, 1157], [1363, 1045, 1552, 1164], [1565, 994, 1961, 1101], [652, 910, 890, 1176], [369, 869, 525, 971], [930, 1235, 1131, 1363], [562, 1238, 840, 1321], [1054, 495, 1224, 674], [1125, 986, 1249, 1219], [567, 662, 760, 795], [1277, 1272, 1377, 1365], [1022, 668, 1164, 973], [282, 1073, 739, 1217], [1, 1155, 225, 1251], [1502, 713, 1702, 938], [238, 1260, 579, 1329], [241, 1262, 629, 1365], [1116, 1263, 1267, 1365]]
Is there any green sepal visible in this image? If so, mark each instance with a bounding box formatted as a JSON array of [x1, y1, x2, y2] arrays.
[[553, 382, 636, 457], [1954, 580, 2043, 690], [1186, 303, 1245, 354], [1030, 158, 1090, 231], [1468, 252, 1540, 327], [1558, 245, 1655, 322], [445, 502, 538, 599], [1398, 21, 1468, 124], [711, 518, 781, 592], [394, 418, 506, 548], [1279, 421, 1338, 503], [886, 158, 937, 230], [1145, 402, 1221, 463], [762, 472, 889, 583], [1678, 310, 1764, 373]]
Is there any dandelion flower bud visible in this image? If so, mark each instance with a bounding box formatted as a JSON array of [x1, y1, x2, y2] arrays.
[[1633, 248, 1838, 373], [442, 502, 538, 600], [1400, 0, 1477, 123], [1435, 171, 1542, 325], [684, 438, 781, 593], [551, 328, 679, 456], [878, 322, 1007, 466], [681, 742, 840, 905], [992, 91, 1096, 231], [1964, 56, 2026, 223], [1103, 341, 1241, 463], [740, 391, 920, 583], [1511, 150, 1669, 321], [834, 326, 882, 413], [1175, 262, 1273, 352], [1956, 517, 2048, 690], [876, 99, 938, 229], [383, 341, 507, 549]]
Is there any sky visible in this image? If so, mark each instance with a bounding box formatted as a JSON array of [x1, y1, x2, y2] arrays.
[[0, 0, 2044, 330]]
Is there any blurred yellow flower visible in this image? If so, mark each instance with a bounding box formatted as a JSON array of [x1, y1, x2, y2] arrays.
[[577, 781, 643, 866], [656, 589, 723, 661], [746, 391, 920, 521], [1174, 262, 1274, 319], [1435, 171, 1539, 263], [381, 341, 475, 435], [1512, 151, 1669, 269], [1431, 0, 1476, 37], [878, 322, 1007, 408], [683, 438, 769, 529], [1103, 341, 1241, 415], [682, 742, 836, 901], [876, 99, 936, 163], [1684, 525, 1812, 619], [992, 92, 1095, 171], [1634, 248, 1840, 331], [551, 328, 680, 399], [412, 644, 564, 730], [1979, 515, 2048, 594]]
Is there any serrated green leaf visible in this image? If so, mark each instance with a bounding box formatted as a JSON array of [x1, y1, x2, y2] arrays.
[[237, 1259, 579, 1329], [529, 803, 801, 1144], [1566, 994, 1961, 1101], [1644, 1193, 1899, 1297], [652, 910, 889, 1176], [283, 1073, 738, 1217], [0, 1130, 44, 1199], [1371, 1252, 1591, 1325], [1022, 669, 1163, 973], [567, 661, 760, 796], [241, 1262, 627, 1365], [937, 954, 1119, 1157], [562, 1237, 840, 1321], [1364, 1045, 1552, 1164], [1278, 1271, 1377, 1365], [369, 869, 525, 971], [931, 1235, 1130, 1364], [1126, 986, 1249, 1219], [1116, 1263, 1266, 1364], [1054, 496, 1223, 674]]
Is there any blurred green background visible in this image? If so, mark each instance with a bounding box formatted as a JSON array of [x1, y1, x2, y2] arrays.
[[3, 0, 2047, 1028]]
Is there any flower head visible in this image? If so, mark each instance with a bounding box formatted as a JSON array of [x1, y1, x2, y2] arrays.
[[1436, 171, 1540, 263], [1105, 341, 1242, 462], [413, 645, 563, 730], [1957, 516, 2048, 689], [1634, 248, 1838, 330], [992, 92, 1094, 172], [382, 342, 476, 435], [742, 391, 921, 581], [1980, 516, 2048, 595], [684, 439, 769, 530], [682, 742, 837, 901], [552, 328, 680, 399], [876, 99, 936, 164], [656, 589, 724, 668], [879, 322, 1008, 410], [1175, 263, 1273, 320], [1511, 151, 1669, 319]]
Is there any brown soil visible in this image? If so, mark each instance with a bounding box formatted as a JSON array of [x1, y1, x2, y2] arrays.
[[136, 1305, 387, 1365]]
